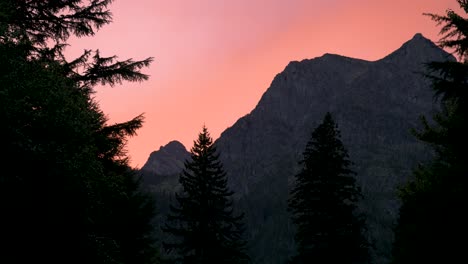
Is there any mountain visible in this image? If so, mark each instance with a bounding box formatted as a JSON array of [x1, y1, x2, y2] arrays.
[[141, 141, 189, 177], [141, 33, 454, 264], [140, 140, 190, 189]]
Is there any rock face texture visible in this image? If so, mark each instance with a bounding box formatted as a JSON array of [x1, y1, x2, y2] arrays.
[[141, 33, 454, 264]]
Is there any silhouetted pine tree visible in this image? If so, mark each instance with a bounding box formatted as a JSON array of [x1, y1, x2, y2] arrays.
[[288, 112, 368, 264], [0, 1, 158, 263], [392, 2, 468, 263], [162, 126, 249, 264]]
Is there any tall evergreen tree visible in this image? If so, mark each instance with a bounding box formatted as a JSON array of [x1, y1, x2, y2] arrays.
[[0, 1, 158, 263], [288, 112, 368, 264], [392, 1, 468, 263], [162, 126, 249, 264]]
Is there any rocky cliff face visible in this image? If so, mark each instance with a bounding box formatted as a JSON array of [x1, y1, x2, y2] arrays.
[[141, 33, 454, 264]]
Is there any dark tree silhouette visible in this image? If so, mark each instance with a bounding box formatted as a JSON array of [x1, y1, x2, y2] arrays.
[[393, 2, 468, 263], [288, 112, 368, 264], [163, 126, 249, 264], [0, 1, 158, 263], [0, 0, 153, 88]]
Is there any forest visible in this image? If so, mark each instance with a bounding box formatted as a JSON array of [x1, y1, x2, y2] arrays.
[[1, 1, 467, 263]]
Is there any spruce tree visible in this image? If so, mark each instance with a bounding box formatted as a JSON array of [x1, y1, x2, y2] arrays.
[[162, 126, 249, 264], [0, 1, 158, 263], [392, 1, 468, 263], [288, 112, 368, 264]]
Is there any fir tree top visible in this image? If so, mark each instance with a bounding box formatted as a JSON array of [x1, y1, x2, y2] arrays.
[[163, 126, 249, 264], [289, 112, 368, 264]]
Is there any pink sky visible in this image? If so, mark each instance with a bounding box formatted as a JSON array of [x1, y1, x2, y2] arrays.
[[66, 0, 460, 168]]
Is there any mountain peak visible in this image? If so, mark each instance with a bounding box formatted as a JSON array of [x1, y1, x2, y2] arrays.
[[411, 32, 424, 40], [407, 33, 436, 47], [381, 32, 454, 64], [160, 140, 186, 152], [141, 140, 190, 175]]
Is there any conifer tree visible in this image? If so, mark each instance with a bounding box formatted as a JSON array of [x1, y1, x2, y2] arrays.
[[163, 126, 249, 264], [288, 112, 368, 264], [392, 1, 468, 263], [0, 1, 158, 263]]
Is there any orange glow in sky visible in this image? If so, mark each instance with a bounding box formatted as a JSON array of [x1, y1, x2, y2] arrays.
[[66, 0, 460, 168]]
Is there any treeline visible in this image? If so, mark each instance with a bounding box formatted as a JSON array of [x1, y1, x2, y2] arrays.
[[1, 0, 467, 264]]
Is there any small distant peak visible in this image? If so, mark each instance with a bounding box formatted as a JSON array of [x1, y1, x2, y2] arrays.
[[380, 32, 454, 63], [166, 140, 185, 148], [141, 140, 190, 175], [407, 33, 433, 45], [161, 140, 187, 152], [412, 33, 424, 40]]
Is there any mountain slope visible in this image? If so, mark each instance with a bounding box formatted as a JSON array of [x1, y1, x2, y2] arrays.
[[142, 33, 454, 264]]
